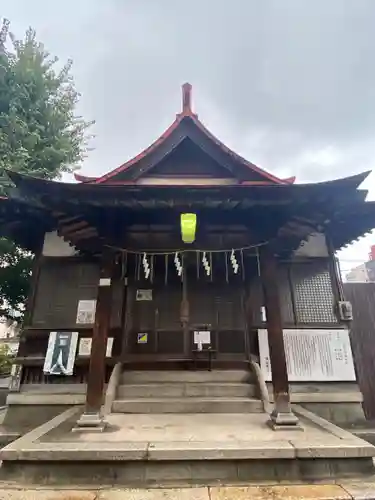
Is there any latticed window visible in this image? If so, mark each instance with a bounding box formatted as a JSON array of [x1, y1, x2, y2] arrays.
[[291, 261, 337, 324]]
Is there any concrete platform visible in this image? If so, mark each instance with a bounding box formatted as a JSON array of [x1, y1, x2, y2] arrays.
[[1, 405, 374, 486], [0, 483, 375, 499], [1, 483, 375, 499]]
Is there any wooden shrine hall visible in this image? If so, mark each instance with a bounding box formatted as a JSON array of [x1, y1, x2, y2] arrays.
[[2, 83, 375, 431]]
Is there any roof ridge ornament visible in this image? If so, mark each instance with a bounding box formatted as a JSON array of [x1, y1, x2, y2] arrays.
[[178, 82, 197, 118], [182, 82, 192, 113]]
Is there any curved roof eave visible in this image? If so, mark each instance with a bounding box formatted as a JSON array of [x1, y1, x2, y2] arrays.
[[6, 169, 371, 197]]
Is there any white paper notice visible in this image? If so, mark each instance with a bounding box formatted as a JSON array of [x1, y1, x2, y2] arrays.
[[78, 337, 114, 357], [194, 331, 211, 345], [76, 300, 96, 325], [258, 329, 356, 382], [78, 338, 91, 356]]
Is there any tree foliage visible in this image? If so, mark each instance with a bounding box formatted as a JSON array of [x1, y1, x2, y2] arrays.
[[0, 18, 92, 320], [0, 238, 31, 319], [0, 344, 13, 376]]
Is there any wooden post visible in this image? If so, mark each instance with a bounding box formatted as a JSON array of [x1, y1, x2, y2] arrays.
[[325, 232, 345, 302], [259, 244, 300, 429], [75, 248, 115, 431], [23, 232, 44, 327]]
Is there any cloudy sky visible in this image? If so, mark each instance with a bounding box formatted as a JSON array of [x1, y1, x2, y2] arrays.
[[3, 0, 375, 273]]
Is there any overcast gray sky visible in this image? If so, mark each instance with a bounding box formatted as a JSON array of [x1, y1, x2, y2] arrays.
[[3, 0, 375, 272]]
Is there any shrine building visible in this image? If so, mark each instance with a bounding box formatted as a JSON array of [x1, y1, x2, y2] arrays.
[[1, 83, 374, 432]]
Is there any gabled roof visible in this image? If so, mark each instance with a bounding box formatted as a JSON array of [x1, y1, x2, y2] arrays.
[[75, 83, 295, 185]]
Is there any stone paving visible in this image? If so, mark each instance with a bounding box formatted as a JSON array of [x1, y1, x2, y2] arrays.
[[0, 483, 375, 499], [67, 412, 331, 442], [47, 412, 331, 443]]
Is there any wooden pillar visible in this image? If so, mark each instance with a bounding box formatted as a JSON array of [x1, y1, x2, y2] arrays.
[[325, 233, 345, 302], [24, 232, 44, 327], [259, 244, 299, 429], [75, 248, 115, 431]]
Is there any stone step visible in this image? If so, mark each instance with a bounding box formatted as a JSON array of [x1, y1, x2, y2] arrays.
[[112, 397, 263, 414], [121, 370, 253, 384], [117, 382, 257, 398]]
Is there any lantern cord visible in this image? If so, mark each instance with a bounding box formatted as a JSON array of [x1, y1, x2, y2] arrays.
[[134, 254, 137, 280], [164, 254, 168, 285], [256, 247, 261, 277], [137, 254, 141, 281], [121, 252, 127, 279], [241, 249, 245, 281]]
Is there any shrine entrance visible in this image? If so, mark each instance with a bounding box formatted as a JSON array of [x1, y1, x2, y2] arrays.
[[124, 282, 185, 360], [121, 251, 248, 367]]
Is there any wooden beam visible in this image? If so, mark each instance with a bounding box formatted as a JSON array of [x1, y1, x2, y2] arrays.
[[325, 233, 344, 304], [259, 244, 299, 429], [67, 227, 98, 240], [59, 220, 88, 236], [57, 214, 82, 225]]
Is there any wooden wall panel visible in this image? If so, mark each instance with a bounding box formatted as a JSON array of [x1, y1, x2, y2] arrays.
[[31, 258, 125, 330], [32, 258, 100, 328], [157, 331, 184, 354], [218, 330, 245, 354]]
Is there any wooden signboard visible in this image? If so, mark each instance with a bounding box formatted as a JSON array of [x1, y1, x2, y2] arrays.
[[258, 329, 356, 382]]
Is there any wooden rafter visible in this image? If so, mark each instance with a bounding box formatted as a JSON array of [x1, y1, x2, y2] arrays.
[[57, 215, 83, 226], [58, 220, 89, 236], [68, 227, 98, 240]]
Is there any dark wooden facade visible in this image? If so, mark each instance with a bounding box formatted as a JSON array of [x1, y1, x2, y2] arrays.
[[2, 83, 375, 426], [20, 252, 338, 371]]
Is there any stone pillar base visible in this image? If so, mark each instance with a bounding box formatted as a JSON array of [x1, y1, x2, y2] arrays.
[[267, 408, 304, 431], [72, 412, 107, 433]]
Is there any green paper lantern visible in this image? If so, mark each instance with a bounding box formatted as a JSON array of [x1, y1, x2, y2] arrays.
[[181, 213, 197, 243]]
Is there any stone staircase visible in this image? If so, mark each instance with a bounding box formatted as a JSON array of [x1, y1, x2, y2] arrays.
[[112, 369, 263, 413]]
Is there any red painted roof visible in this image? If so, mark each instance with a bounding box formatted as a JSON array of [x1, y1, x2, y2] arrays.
[[75, 83, 295, 185]]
